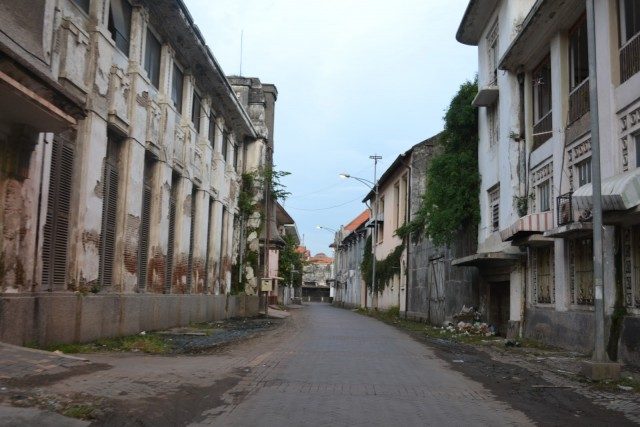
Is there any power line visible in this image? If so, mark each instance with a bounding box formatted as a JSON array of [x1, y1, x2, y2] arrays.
[[286, 197, 363, 211]]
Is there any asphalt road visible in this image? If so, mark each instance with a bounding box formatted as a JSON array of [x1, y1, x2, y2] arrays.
[[201, 304, 533, 426]]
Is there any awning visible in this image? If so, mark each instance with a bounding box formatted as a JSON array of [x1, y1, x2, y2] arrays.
[[472, 86, 499, 107], [544, 221, 593, 238], [500, 211, 553, 242], [452, 251, 524, 269], [573, 168, 640, 212]]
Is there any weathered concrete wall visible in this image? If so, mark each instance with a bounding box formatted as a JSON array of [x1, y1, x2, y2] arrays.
[[0, 294, 260, 346]]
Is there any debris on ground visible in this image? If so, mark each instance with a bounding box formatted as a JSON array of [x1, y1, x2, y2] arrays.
[[452, 305, 482, 322], [438, 321, 496, 337]]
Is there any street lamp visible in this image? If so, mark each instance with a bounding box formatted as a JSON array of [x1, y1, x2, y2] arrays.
[[316, 225, 337, 233], [339, 154, 382, 310]]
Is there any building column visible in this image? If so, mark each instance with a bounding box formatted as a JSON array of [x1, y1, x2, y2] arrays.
[[112, 138, 145, 292], [68, 111, 108, 290], [191, 188, 209, 293], [169, 175, 193, 293], [208, 199, 224, 294], [147, 161, 172, 293]]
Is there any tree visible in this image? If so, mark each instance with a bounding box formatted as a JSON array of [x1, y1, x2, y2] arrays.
[[278, 234, 305, 287], [397, 79, 479, 246]]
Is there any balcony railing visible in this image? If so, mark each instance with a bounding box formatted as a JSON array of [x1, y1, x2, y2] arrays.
[[621, 31, 640, 83], [532, 111, 552, 149], [557, 192, 573, 226], [568, 79, 589, 125]]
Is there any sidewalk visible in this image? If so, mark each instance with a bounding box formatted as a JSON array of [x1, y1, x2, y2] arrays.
[[0, 343, 99, 426]]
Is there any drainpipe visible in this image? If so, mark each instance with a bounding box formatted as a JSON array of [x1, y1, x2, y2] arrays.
[[32, 133, 49, 293], [586, 0, 607, 364]]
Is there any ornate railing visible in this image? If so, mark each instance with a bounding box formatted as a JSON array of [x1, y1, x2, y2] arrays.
[[621, 31, 640, 83], [533, 110, 552, 149], [568, 79, 589, 125]]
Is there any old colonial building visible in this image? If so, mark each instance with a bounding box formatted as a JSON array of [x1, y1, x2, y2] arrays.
[[333, 210, 370, 308], [457, 0, 640, 363], [405, 135, 479, 326], [0, 0, 277, 345]]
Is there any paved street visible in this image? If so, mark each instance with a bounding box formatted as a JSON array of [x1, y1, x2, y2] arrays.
[[202, 304, 532, 426], [2, 304, 637, 426]]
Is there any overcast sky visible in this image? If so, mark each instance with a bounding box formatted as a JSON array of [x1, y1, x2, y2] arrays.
[[185, 0, 477, 255]]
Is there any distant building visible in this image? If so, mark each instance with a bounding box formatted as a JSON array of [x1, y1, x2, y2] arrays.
[[302, 252, 333, 302], [333, 210, 370, 308]]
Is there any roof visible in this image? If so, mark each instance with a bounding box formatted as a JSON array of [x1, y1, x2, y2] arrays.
[[344, 210, 370, 232], [499, 0, 583, 72], [308, 253, 334, 264], [275, 202, 295, 226], [456, 0, 500, 45], [362, 134, 441, 203]]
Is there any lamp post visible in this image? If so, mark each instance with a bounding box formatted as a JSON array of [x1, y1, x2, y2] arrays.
[[340, 154, 381, 310]]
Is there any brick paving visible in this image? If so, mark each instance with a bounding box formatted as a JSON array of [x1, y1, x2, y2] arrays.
[[198, 304, 534, 426]]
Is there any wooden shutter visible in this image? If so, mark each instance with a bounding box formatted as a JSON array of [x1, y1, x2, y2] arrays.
[[137, 157, 153, 291], [99, 138, 119, 288], [165, 174, 178, 293], [204, 197, 213, 292], [42, 132, 75, 291], [186, 188, 197, 291]]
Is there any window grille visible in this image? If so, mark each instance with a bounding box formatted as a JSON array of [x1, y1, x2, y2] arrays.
[[192, 90, 202, 132], [187, 187, 197, 290], [138, 156, 153, 291], [165, 173, 179, 292], [488, 186, 500, 232]]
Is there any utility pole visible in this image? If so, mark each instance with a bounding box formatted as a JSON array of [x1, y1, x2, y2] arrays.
[[583, 0, 619, 379], [370, 154, 382, 310]]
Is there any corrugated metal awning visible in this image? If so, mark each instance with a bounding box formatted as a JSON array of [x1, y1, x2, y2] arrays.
[[573, 168, 640, 211], [499, 211, 553, 242]]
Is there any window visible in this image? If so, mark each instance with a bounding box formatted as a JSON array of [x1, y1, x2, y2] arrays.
[[620, 0, 640, 44], [394, 182, 400, 229], [488, 102, 499, 146], [187, 187, 197, 290], [489, 185, 500, 232], [221, 131, 228, 160], [538, 180, 551, 212], [108, 0, 132, 55], [533, 247, 554, 304], [233, 143, 239, 171], [166, 172, 179, 292], [572, 238, 594, 305], [486, 20, 499, 86], [138, 155, 154, 291], [42, 131, 75, 291], [204, 197, 214, 292], [533, 56, 552, 123], [577, 157, 592, 187], [569, 17, 589, 89], [171, 63, 183, 112], [377, 197, 385, 243], [144, 29, 161, 88], [192, 90, 202, 132], [636, 134, 640, 167], [208, 112, 216, 146], [72, 0, 90, 13], [620, 1, 640, 82], [99, 135, 121, 288]]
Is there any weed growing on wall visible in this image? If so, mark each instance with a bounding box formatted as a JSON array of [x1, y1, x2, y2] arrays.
[[361, 235, 404, 293], [397, 79, 479, 246]]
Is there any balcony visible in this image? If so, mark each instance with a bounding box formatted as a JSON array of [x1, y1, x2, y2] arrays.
[[543, 192, 593, 238], [532, 111, 552, 149], [621, 32, 640, 84], [568, 79, 590, 125], [499, 211, 553, 242]]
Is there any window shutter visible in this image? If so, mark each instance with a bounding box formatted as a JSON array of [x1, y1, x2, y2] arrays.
[[165, 177, 178, 293], [187, 188, 197, 291], [138, 182, 151, 292], [42, 132, 75, 291], [99, 140, 119, 288]]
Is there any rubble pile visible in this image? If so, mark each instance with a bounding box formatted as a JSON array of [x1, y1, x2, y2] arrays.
[[440, 321, 495, 337]]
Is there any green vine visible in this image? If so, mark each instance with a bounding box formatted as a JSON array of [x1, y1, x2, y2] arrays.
[[360, 235, 404, 293], [397, 79, 479, 246]]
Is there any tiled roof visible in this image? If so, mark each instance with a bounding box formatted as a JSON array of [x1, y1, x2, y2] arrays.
[[344, 210, 370, 232]]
